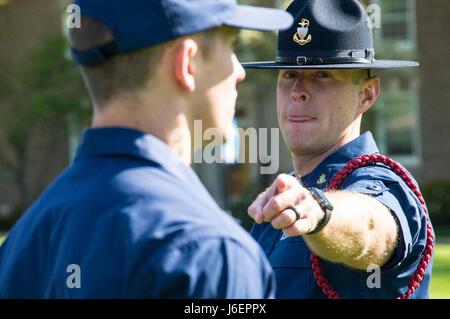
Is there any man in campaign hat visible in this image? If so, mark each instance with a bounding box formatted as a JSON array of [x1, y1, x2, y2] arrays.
[[0, 0, 292, 298], [246, 0, 434, 298]]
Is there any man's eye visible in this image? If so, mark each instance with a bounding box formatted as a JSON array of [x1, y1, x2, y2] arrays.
[[282, 72, 298, 79], [314, 72, 331, 78]]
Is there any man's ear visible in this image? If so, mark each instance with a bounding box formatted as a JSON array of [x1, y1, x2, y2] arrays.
[[173, 38, 198, 92], [358, 76, 380, 114]]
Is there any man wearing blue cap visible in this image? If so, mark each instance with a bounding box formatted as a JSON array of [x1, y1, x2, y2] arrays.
[[0, 1, 293, 298], [245, 0, 434, 299]]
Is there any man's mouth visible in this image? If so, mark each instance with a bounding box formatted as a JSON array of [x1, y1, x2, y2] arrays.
[[286, 116, 316, 123]]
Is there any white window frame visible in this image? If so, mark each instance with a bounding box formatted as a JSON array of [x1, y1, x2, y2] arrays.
[[369, 0, 421, 169], [373, 0, 417, 52], [373, 89, 422, 168]]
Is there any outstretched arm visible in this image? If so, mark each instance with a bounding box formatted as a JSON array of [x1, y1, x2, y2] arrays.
[[248, 174, 398, 270]]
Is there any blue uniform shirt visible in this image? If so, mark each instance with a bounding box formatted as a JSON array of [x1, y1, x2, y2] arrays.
[[251, 132, 434, 299], [0, 127, 275, 298]]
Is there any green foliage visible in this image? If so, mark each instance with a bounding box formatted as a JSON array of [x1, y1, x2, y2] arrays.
[[0, 35, 91, 213], [1, 36, 90, 125], [0, 215, 16, 232], [422, 180, 450, 226], [436, 227, 450, 239]]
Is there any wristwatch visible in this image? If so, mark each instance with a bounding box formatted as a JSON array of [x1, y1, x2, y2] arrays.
[[307, 187, 333, 235]]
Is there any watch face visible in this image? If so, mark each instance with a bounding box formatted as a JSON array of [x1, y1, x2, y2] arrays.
[[306, 187, 333, 235], [311, 187, 333, 211], [324, 202, 333, 211]]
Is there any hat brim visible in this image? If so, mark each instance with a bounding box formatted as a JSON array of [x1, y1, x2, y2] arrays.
[[223, 5, 293, 32], [242, 60, 419, 69]]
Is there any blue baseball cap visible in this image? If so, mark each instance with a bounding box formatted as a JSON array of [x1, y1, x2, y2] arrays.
[[71, 0, 294, 66]]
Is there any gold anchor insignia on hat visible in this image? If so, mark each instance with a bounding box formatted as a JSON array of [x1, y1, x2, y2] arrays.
[[293, 18, 312, 46], [316, 173, 327, 185]]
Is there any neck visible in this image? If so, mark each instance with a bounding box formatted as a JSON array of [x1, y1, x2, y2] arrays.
[[292, 124, 360, 178], [92, 91, 192, 165]]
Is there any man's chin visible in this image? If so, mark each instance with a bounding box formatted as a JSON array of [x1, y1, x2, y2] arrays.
[[286, 142, 318, 157]]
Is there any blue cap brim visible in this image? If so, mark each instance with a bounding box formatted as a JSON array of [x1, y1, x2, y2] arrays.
[[242, 60, 419, 69], [223, 5, 293, 31]]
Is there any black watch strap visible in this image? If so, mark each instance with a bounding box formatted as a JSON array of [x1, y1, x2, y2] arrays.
[[307, 187, 333, 235]]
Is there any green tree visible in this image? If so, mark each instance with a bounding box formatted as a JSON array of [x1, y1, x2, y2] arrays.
[[0, 36, 90, 218]]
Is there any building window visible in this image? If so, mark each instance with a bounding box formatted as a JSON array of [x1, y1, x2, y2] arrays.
[[363, 0, 420, 168], [371, 0, 417, 51]]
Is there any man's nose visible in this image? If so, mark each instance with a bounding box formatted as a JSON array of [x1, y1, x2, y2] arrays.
[[290, 79, 309, 103], [233, 54, 246, 83]]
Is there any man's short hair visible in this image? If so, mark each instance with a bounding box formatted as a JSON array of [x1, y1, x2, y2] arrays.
[[69, 16, 228, 108], [69, 16, 165, 108]]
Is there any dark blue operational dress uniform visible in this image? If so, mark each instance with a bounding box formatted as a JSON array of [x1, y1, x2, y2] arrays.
[[251, 132, 434, 299], [0, 128, 275, 298]]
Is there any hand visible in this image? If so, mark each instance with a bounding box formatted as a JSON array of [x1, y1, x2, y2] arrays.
[[248, 174, 326, 237]]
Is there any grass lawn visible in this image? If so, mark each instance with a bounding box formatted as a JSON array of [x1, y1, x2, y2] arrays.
[[430, 244, 450, 298], [0, 234, 448, 298]]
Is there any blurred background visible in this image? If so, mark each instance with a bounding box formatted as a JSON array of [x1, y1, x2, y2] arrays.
[[0, 0, 449, 297]]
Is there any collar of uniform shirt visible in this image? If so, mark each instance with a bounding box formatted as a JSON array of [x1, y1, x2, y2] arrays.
[[299, 132, 380, 188], [74, 127, 193, 184]]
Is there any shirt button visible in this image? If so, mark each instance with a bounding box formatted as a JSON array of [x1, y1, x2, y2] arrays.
[[367, 184, 381, 191]]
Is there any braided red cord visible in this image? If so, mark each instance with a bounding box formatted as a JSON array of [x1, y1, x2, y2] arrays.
[[310, 154, 434, 299]]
